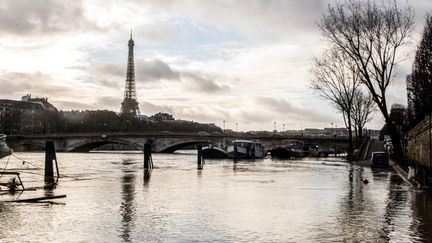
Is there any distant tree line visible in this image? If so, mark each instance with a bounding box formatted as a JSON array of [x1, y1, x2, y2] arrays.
[[1, 109, 222, 135], [55, 110, 222, 134]]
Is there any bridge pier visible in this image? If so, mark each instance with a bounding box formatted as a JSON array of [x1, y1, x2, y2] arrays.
[[144, 142, 153, 171], [44, 141, 59, 184], [197, 145, 204, 170]]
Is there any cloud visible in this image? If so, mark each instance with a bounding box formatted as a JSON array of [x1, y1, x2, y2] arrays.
[[94, 79, 121, 89], [0, 0, 98, 35], [136, 59, 180, 81], [135, 22, 181, 44], [96, 96, 121, 108], [91, 59, 228, 94], [3, 0, 429, 131], [180, 71, 229, 93], [140, 101, 174, 115], [257, 97, 336, 123], [93, 63, 124, 77], [55, 100, 95, 110], [92, 59, 179, 82], [145, 0, 331, 40], [0, 71, 70, 98]]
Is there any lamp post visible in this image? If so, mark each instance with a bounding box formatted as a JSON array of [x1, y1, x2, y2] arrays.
[[274, 121, 276, 131], [283, 123, 285, 136], [223, 120, 226, 133], [331, 122, 334, 137], [236, 122, 238, 132]]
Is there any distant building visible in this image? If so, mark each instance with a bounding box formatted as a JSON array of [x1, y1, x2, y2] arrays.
[[21, 94, 57, 112], [0, 95, 58, 135], [150, 112, 175, 122]]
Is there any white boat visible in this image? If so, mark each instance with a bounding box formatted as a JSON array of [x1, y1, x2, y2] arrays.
[[227, 140, 265, 159], [0, 134, 12, 159]]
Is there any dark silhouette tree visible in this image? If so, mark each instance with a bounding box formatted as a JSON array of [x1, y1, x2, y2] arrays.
[[318, 0, 414, 160], [407, 13, 432, 128], [380, 104, 406, 142]]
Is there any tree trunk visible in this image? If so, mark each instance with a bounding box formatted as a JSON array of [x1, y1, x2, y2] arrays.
[[358, 125, 363, 146], [353, 125, 358, 149], [385, 119, 404, 160]]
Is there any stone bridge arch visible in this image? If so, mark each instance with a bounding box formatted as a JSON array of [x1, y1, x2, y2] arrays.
[[65, 138, 144, 152], [153, 137, 222, 153], [157, 141, 212, 153]]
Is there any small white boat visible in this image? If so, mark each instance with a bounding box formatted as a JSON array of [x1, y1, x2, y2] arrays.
[[227, 140, 264, 159], [0, 134, 12, 159]]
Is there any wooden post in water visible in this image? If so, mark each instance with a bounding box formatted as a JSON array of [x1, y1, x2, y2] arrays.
[[197, 145, 204, 170], [144, 142, 153, 171], [234, 143, 238, 162], [44, 141, 56, 183]]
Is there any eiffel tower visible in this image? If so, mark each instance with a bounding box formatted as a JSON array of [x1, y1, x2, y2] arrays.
[[120, 30, 140, 117]]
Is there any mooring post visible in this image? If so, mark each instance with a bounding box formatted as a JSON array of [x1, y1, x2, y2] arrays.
[[197, 145, 203, 170], [144, 142, 153, 171], [234, 143, 238, 162], [44, 141, 56, 183]]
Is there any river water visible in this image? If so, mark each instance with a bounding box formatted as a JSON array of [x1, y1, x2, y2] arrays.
[[0, 151, 431, 242]]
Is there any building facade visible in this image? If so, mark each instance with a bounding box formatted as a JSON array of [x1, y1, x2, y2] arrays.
[[0, 95, 58, 135]]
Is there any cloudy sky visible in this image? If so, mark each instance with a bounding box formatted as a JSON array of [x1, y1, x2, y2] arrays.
[[0, 0, 431, 131]]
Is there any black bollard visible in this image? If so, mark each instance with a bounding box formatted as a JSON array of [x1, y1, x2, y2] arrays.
[[44, 141, 57, 183], [144, 143, 153, 171], [234, 143, 238, 162], [197, 145, 203, 170]]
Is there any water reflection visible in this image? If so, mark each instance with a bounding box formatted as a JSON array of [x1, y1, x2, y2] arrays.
[[381, 182, 409, 241], [143, 171, 151, 188], [413, 191, 432, 241], [119, 164, 136, 242], [338, 164, 382, 241]]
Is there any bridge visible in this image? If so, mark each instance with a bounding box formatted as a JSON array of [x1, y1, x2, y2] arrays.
[[6, 132, 350, 153]]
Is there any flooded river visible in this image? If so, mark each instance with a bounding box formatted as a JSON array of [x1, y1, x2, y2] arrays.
[[0, 151, 431, 242]]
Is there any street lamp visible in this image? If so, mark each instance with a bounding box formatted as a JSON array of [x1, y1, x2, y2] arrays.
[[283, 123, 285, 136], [335, 125, 337, 137], [274, 121, 277, 131], [223, 120, 226, 133], [236, 122, 238, 132]]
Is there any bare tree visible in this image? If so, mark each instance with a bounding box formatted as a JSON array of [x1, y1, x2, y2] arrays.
[[318, 0, 414, 159], [351, 90, 376, 146], [311, 48, 361, 159]]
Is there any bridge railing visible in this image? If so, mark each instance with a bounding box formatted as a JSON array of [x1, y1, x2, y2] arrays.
[[8, 132, 350, 143]]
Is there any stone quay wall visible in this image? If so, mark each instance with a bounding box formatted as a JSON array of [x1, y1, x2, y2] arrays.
[[406, 114, 432, 167]]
